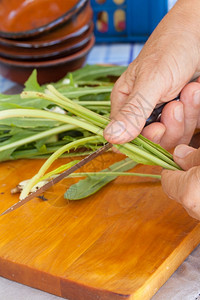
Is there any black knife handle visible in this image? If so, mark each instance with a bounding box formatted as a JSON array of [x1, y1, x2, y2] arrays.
[[145, 95, 180, 126]]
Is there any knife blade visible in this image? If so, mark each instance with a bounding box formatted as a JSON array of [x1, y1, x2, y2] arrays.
[[0, 96, 180, 216], [0, 142, 113, 216]]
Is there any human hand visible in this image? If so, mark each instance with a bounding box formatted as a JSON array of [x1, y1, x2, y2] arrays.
[[162, 144, 200, 220], [104, 0, 200, 148], [142, 80, 200, 149]]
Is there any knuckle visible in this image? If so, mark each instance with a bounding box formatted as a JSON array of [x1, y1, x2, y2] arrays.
[[121, 95, 152, 120], [182, 197, 197, 211], [126, 62, 136, 78], [119, 103, 146, 128], [181, 82, 200, 102], [122, 101, 143, 115], [113, 72, 134, 97], [117, 82, 132, 96], [180, 188, 196, 210]]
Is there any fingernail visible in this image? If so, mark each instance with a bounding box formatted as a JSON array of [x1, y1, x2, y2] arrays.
[[104, 120, 126, 137], [174, 105, 184, 122], [152, 128, 166, 144], [193, 90, 200, 106], [174, 144, 195, 158], [152, 134, 162, 144]]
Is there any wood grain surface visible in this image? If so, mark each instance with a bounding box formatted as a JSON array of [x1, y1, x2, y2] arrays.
[[0, 153, 199, 300]]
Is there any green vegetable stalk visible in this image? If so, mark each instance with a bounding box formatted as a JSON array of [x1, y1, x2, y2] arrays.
[[0, 65, 181, 201], [16, 85, 179, 198]]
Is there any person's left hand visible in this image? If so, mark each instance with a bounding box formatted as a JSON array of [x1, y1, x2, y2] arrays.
[[162, 144, 200, 220], [142, 80, 200, 150]]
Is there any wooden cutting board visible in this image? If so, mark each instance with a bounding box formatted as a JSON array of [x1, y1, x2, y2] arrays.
[[0, 153, 200, 300]]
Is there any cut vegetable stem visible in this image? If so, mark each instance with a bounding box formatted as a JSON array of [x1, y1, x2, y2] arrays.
[[19, 135, 105, 199], [65, 172, 161, 179]]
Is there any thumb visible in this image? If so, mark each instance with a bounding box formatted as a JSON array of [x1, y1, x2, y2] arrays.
[[173, 144, 200, 170], [104, 76, 163, 144]]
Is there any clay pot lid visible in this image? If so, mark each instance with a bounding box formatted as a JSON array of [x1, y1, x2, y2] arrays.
[[0, 0, 88, 39], [0, 35, 95, 84], [0, 35, 95, 67], [0, 23, 94, 61]]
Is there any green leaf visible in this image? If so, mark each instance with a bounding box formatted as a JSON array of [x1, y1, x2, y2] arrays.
[[65, 158, 137, 200], [0, 124, 78, 162], [24, 69, 43, 92], [0, 128, 38, 147], [0, 93, 52, 110], [79, 93, 111, 102], [116, 146, 156, 166], [59, 86, 113, 99], [64, 64, 127, 81], [0, 128, 35, 161], [0, 117, 61, 128], [35, 138, 47, 153], [0, 147, 17, 161], [0, 70, 50, 111]]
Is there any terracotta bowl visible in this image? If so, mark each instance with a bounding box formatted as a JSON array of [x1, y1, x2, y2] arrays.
[[0, 0, 88, 39], [0, 35, 95, 85], [0, 2, 92, 48], [0, 23, 94, 61]]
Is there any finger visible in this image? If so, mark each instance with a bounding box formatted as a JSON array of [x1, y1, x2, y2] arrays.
[[141, 122, 166, 144], [110, 68, 135, 119], [159, 101, 184, 150], [104, 75, 164, 144], [161, 169, 186, 203], [162, 167, 200, 220], [173, 144, 200, 170], [195, 76, 200, 128], [179, 82, 200, 144], [198, 114, 200, 128]]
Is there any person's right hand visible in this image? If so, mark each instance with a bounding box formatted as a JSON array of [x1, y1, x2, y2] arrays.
[[162, 144, 200, 220], [141, 80, 200, 149], [104, 0, 200, 149]]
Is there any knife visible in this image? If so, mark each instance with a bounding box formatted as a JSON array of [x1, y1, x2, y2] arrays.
[[0, 142, 113, 216], [0, 99, 178, 216]]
